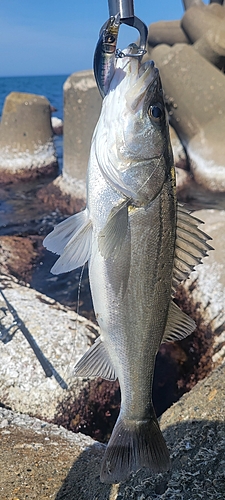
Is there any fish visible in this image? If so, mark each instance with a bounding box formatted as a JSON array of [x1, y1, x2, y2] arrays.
[[43, 44, 212, 483]]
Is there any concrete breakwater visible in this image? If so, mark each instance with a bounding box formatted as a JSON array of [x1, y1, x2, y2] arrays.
[[0, 92, 58, 182]]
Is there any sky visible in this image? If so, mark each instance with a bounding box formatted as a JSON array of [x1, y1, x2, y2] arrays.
[[0, 0, 186, 77]]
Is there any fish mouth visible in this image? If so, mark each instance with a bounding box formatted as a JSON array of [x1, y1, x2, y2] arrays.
[[125, 55, 159, 112]]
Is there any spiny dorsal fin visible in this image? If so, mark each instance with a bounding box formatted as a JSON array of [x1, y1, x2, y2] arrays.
[[98, 201, 128, 260], [172, 204, 213, 295], [162, 300, 196, 343], [43, 208, 92, 274], [74, 337, 116, 381]]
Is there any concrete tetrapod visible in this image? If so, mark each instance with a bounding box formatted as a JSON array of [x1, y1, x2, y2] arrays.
[[0, 92, 57, 182], [63, 70, 102, 198], [181, 4, 225, 43], [147, 20, 190, 48], [193, 26, 225, 69], [151, 43, 225, 192]]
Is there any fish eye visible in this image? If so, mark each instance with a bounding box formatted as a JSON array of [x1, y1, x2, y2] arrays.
[[149, 104, 164, 122], [105, 34, 115, 44]]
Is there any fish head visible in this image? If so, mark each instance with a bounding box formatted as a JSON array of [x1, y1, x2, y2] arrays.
[[97, 44, 174, 205]]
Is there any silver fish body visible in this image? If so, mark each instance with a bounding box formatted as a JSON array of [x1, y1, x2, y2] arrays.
[[44, 46, 212, 483]]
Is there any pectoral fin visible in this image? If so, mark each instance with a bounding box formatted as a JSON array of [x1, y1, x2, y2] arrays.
[[43, 208, 92, 274], [98, 201, 128, 259], [162, 300, 196, 343], [172, 205, 213, 294], [74, 337, 116, 381]]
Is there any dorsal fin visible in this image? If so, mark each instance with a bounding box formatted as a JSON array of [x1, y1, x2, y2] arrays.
[[172, 205, 213, 295]]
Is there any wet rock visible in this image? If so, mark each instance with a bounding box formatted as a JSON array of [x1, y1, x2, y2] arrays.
[[63, 70, 102, 193], [0, 274, 99, 419], [51, 116, 63, 135], [0, 92, 58, 182], [0, 235, 42, 282], [37, 174, 86, 215], [0, 362, 224, 499]]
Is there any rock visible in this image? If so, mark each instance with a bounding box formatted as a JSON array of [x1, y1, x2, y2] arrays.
[[0, 361, 224, 498], [188, 116, 225, 191], [176, 167, 193, 195], [183, 208, 225, 366], [169, 125, 187, 170], [151, 43, 225, 192], [0, 92, 58, 182], [181, 4, 224, 43], [147, 20, 189, 48], [63, 71, 102, 192], [0, 235, 42, 282], [37, 173, 86, 215], [193, 26, 225, 69], [51, 116, 63, 135], [182, 0, 204, 9], [0, 274, 99, 419], [208, 2, 225, 16]]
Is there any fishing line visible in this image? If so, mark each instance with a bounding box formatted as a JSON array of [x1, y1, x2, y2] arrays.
[[62, 264, 86, 383]]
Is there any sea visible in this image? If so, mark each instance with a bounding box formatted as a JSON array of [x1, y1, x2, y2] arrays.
[[0, 74, 69, 173]]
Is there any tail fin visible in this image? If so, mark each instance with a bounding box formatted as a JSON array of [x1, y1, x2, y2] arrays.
[[100, 414, 170, 484]]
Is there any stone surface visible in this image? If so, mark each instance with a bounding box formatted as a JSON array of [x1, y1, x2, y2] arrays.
[[51, 116, 63, 135], [188, 116, 225, 192], [147, 20, 189, 48], [37, 174, 86, 215], [63, 71, 102, 184], [0, 92, 57, 180], [182, 0, 204, 9], [151, 43, 225, 145], [0, 274, 99, 419], [151, 43, 225, 192], [0, 235, 42, 282], [169, 126, 187, 170], [183, 208, 225, 365], [193, 26, 225, 69], [0, 361, 224, 499], [181, 4, 224, 43]]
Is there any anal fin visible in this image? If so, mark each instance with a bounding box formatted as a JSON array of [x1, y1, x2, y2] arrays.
[[162, 300, 196, 343], [74, 337, 116, 381]]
